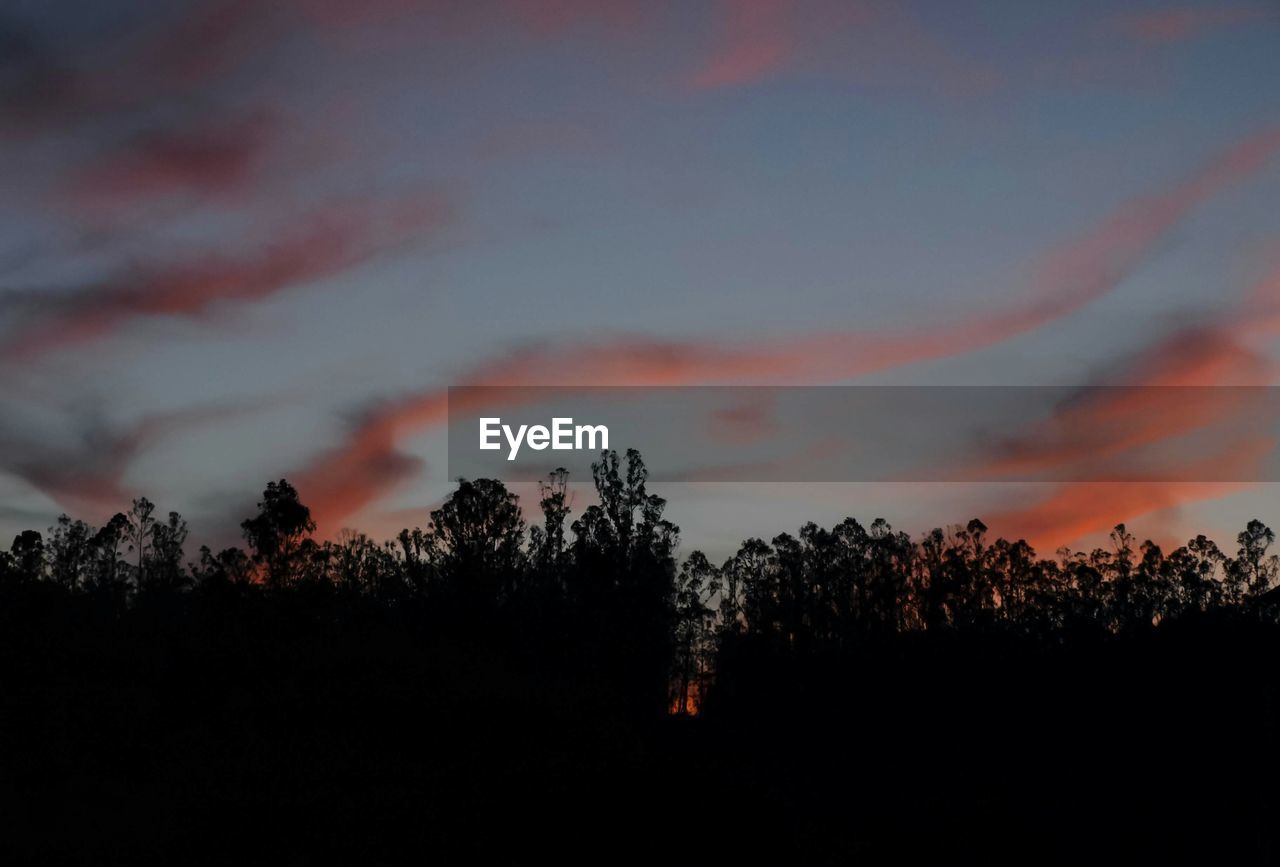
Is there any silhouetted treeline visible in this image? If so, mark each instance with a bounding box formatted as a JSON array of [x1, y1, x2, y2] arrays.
[[2, 450, 1279, 864], [5, 449, 1278, 714]]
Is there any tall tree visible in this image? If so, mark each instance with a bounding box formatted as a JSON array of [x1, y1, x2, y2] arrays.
[[672, 550, 721, 714], [430, 477, 525, 606], [241, 479, 316, 588], [146, 511, 189, 593], [90, 513, 129, 604], [8, 530, 44, 584], [126, 497, 157, 594], [46, 515, 93, 591], [1228, 519, 1277, 601], [529, 468, 572, 584]]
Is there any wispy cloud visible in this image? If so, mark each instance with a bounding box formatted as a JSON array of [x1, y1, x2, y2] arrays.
[[0, 399, 265, 517], [0, 1, 271, 135], [987, 467, 1264, 553], [288, 128, 1280, 532], [67, 112, 275, 207], [986, 261, 1280, 548], [1, 190, 453, 362], [1113, 4, 1274, 44], [687, 0, 793, 90], [0, 16, 85, 129]]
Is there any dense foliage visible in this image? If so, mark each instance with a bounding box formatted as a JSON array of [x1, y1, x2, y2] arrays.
[[3, 450, 1279, 863], [6, 449, 1278, 715]]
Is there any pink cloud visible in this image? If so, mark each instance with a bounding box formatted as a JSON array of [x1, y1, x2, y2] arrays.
[[688, 0, 793, 90], [1114, 4, 1273, 44], [290, 128, 1280, 532], [68, 112, 274, 207], [2, 190, 453, 362], [985, 261, 1280, 549]]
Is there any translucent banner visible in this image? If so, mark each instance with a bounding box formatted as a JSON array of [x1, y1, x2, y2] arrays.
[[446, 386, 1280, 483]]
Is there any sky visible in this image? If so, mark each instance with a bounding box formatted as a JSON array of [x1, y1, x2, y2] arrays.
[[1, 0, 1279, 559]]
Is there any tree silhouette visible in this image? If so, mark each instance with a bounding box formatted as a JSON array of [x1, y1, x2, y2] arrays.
[[1230, 519, 1277, 600], [2, 449, 1279, 864], [571, 449, 679, 715], [7, 529, 43, 584], [125, 496, 157, 593], [46, 515, 92, 590], [430, 477, 525, 607], [191, 543, 254, 589], [672, 550, 720, 714], [240, 479, 316, 588], [146, 509, 189, 593], [528, 467, 572, 594]]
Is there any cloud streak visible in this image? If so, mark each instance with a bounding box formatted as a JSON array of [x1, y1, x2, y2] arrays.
[[0, 190, 452, 362], [288, 128, 1280, 532], [1113, 4, 1274, 44], [0, 1, 273, 135], [67, 112, 274, 207], [687, 0, 794, 90], [985, 262, 1280, 548], [0, 399, 266, 518]]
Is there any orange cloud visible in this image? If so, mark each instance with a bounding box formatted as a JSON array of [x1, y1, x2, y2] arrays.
[[988, 472, 1263, 554], [975, 331, 1275, 483], [985, 261, 1280, 548], [296, 343, 782, 530], [293, 129, 1280, 533], [778, 126, 1280, 378]]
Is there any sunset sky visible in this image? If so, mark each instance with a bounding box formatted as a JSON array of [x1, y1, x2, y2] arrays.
[[2, 0, 1279, 557]]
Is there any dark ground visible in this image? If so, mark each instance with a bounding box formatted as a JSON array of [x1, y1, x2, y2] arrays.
[[2, 589, 1275, 866]]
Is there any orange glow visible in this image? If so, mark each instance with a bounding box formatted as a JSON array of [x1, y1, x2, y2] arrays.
[[986, 261, 1280, 548], [295, 131, 1280, 535], [670, 681, 702, 717]]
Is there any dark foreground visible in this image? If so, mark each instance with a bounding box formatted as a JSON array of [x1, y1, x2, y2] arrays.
[[3, 464, 1279, 863], [2, 590, 1276, 866]]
